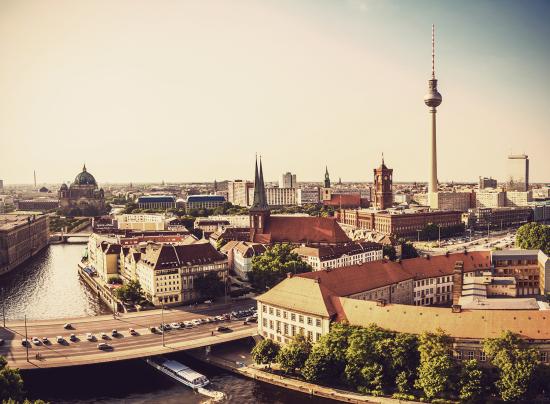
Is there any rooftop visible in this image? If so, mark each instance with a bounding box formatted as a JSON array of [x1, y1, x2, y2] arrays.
[[0, 213, 46, 232]]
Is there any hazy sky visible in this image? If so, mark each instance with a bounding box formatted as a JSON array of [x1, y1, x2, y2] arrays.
[[1, 0, 549, 185]]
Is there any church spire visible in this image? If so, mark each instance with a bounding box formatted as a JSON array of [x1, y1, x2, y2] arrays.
[[251, 155, 268, 210], [82, 163, 87, 172], [324, 166, 331, 188]]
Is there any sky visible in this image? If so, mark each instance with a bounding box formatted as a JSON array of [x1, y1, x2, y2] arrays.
[[0, 0, 549, 185]]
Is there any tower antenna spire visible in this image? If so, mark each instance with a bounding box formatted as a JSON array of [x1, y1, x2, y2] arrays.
[[431, 24, 435, 79]]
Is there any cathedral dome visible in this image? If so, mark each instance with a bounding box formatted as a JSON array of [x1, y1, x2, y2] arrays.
[[74, 164, 97, 186]]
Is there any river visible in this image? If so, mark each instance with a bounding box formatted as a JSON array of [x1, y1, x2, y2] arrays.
[[1, 244, 333, 404]]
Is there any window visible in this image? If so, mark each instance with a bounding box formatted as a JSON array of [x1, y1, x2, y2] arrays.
[[269, 320, 273, 330], [291, 325, 296, 336], [316, 333, 321, 341], [283, 311, 287, 319], [284, 324, 289, 335], [541, 352, 548, 363], [467, 351, 474, 360], [479, 351, 486, 362], [262, 318, 267, 327], [315, 319, 321, 327], [276, 309, 280, 317], [299, 315, 304, 323], [455, 350, 463, 360], [307, 331, 313, 341], [291, 313, 296, 321], [307, 317, 312, 325], [262, 305, 266, 313], [269, 307, 273, 315]]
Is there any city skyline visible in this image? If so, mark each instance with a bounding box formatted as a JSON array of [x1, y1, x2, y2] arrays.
[[1, 0, 549, 184]]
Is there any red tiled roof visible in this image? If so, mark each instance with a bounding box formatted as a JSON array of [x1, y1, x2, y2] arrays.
[[323, 193, 361, 208], [256, 216, 350, 244]]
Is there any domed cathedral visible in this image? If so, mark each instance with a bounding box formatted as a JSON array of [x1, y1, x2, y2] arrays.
[[58, 164, 105, 216]]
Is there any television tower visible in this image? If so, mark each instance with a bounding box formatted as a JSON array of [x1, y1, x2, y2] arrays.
[[424, 25, 442, 208]]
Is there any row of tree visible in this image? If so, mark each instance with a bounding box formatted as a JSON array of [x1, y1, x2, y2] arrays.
[[516, 222, 549, 255], [251, 324, 550, 402]]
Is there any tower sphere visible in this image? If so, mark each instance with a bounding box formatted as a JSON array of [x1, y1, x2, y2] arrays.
[[424, 82, 442, 108]]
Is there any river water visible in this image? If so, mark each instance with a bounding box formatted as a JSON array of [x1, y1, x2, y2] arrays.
[[1, 244, 333, 404]]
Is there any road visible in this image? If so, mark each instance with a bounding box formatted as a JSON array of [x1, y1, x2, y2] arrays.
[[415, 229, 518, 256], [0, 300, 258, 370]]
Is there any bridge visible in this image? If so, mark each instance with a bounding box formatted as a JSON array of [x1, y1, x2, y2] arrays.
[[49, 232, 92, 243], [0, 301, 258, 370]]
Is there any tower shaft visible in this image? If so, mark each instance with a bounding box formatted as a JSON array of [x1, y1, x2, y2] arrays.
[[429, 109, 438, 195]]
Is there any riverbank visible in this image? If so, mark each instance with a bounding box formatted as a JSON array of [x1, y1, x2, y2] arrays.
[[188, 340, 422, 404]]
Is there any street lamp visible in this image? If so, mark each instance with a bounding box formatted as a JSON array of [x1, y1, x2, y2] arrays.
[[161, 303, 165, 347], [24, 315, 29, 362]]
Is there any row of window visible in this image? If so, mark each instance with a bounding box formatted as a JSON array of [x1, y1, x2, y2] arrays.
[[262, 305, 322, 327]]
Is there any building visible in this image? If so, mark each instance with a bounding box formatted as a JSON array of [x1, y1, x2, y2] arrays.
[[116, 214, 172, 231], [338, 208, 463, 238], [424, 25, 443, 209], [280, 172, 297, 189], [479, 177, 498, 190], [220, 241, 267, 280], [296, 188, 320, 205], [533, 187, 550, 200], [322, 193, 364, 209], [507, 154, 529, 192], [208, 215, 250, 228], [293, 241, 383, 271], [227, 180, 254, 207], [17, 198, 59, 212], [249, 157, 350, 245], [257, 251, 492, 344], [505, 190, 533, 207], [257, 250, 550, 347], [492, 250, 544, 296], [0, 214, 49, 276], [185, 195, 226, 210], [194, 218, 230, 234], [0, 180, 3, 193], [137, 195, 176, 210], [135, 242, 228, 306], [475, 190, 505, 208], [58, 165, 105, 216], [416, 191, 472, 211], [247, 187, 297, 207], [373, 157, 393, 210], [463, 207, 532, 230]]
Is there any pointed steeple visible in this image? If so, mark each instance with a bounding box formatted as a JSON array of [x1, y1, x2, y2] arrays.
[[251, 155, 268, 210], [324, 166, 331, 188], [82, 163, 87, 172]]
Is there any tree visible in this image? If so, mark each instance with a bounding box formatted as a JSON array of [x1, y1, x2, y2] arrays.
[[458, 359, 485, 402], [276, 334, 311, 374], [516, 223, 550, 254], [115, 280, 145, 305], [483, 330, 538, 401], [383, 245, 397, 261], [251, 339, 280, 368], [415, 328, 454, 400], [376, 332, 419, 393], [249, 244, 312, 291], [302, 323, 354, 383], [0, 356, 24, 402], [194, 272, 225, 301], [400, 241, 419, 259]]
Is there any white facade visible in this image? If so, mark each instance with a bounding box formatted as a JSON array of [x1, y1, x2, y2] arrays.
[[116, 213, 169, 231], [227, 180, 253, 207], [247, 187, 297, 206], [301, 249, 383, 271], [505, 191, 533, 207], [208, 215, 250, 227], [475, 190, 505, 208], [257, 302, 329, 345]]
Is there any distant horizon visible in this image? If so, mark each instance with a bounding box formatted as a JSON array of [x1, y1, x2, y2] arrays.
[[1, 0, 549, 184]]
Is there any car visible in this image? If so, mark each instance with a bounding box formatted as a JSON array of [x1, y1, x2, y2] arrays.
[[69, 334, 77, 342], [217, 326, 232, 333], [150, 326, 157, 333], [192, 319, 201, 326], [245, 316, 257, 323], [129, 328, 138, 336], [56, 336, 65, 344], [86, 333, 95, 341], [215, 315, 224, 321], [111, 329, 118, 337], [42, 337, 49, 344], [64, 323, 72, 330], [183, 321, 193, 328], [32, 337, 41, 345], [21, 338, 30, 346], [101, 332, 108, 339], [170, 322, 181, 329], [97, 343, 112, 350]]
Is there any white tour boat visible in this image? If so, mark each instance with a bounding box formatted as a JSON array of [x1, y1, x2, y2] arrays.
[[145, 357, 210, 389]]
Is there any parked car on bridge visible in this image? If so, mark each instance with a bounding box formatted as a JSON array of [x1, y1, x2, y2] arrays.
[[69, 334, 77, 342], [86, 333, 95, 341], [41, 337, 49, 344], [21, 338, 30, 347], [56, 336, 65, 344], [64, 323, 73, 329], [129, 328, 138, 336], [31, 337, 41, 345]]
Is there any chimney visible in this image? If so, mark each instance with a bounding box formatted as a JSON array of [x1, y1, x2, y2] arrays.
[[452, 261, 464, 306]]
